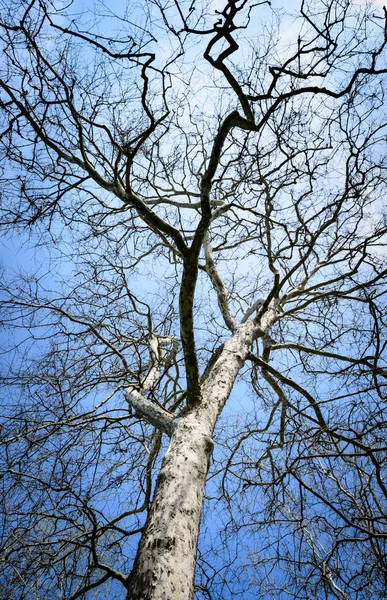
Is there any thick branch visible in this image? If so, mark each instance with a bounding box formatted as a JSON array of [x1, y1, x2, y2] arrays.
[[125, 387, 174, 436], [203, 231, 237, 332], [179, 254, 202, 407]]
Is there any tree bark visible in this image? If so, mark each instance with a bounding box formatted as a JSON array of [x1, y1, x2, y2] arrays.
[[126, 412, 213, 600], [126, 321, 258, 600]]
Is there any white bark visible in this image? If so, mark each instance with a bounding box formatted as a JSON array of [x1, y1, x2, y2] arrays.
[[126, 321, 259, 600], [125, 336, 180, 435], [125, 387, 174, 436], [140, 335, 180, 391], [241, 297, 265, 322], [126, 412, 213, 600], [203, 231, 237, 332]]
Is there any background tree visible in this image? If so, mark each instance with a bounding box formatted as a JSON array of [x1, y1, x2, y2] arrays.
[[1, 0, 387, 598]]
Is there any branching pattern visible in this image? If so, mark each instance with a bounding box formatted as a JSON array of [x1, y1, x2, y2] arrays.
[[0, 0, 387, 598]]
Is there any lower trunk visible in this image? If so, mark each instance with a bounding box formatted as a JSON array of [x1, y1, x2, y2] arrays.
[[126, 413, 213, 600]]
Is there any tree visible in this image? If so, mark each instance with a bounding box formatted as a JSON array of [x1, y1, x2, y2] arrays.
[[1, 0, 387, 598]]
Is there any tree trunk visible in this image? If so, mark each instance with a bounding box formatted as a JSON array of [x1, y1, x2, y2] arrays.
[[126, 321, 258, 600], [126, 412, 213, 600]]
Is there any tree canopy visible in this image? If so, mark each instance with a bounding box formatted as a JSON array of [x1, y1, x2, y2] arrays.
[[1, 0, 387, 598]]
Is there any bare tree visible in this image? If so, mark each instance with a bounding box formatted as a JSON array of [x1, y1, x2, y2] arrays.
[[1, 0, 387, 598]]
